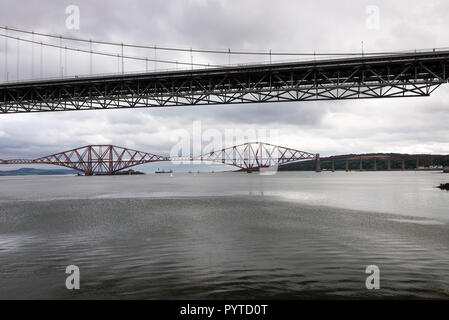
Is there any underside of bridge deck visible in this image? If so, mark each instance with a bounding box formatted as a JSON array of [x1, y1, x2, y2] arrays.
[[1, 50, 449, 114]]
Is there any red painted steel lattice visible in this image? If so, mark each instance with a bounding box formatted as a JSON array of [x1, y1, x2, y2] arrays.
[[192, 142, 317, 171], [0, 142, 317, 174]]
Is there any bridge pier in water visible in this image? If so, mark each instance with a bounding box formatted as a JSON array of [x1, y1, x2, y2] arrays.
[[345, 159, 349, 172], [387, 159, 391, 171], [315, 154, 321, 172], [373, 158, 377, 171], [359, 157, 363, 171]]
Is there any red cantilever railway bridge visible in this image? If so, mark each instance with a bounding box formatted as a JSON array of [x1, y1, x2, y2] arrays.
[[0, 142, 318, 175], [1, 143, 447, 175]]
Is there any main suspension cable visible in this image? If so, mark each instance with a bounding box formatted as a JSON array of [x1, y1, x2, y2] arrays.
[[0, 25, 426, 57], [0, 32, 224, 68]]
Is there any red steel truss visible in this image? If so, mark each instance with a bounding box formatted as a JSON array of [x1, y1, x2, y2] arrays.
[[0, 143, 318, 175], [0, 145, 169, 175], [191, 142, 317, 171]]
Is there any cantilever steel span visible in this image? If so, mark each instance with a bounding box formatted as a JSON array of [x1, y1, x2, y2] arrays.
[[0, 143, 318, 175], [1, 50, 449, 114]]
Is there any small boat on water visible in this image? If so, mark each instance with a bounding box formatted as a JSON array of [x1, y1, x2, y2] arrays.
[[155, 168, 173, 174]]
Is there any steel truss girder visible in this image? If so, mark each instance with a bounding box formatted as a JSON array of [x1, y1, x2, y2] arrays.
[[1, 50, 449, 113], [0, 142, 317, 174], [191, 142, 317, 171], [27, 145, 169, 175]]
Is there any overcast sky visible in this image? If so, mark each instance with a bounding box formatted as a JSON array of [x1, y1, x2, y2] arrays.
[[1, 0, 449, 171]]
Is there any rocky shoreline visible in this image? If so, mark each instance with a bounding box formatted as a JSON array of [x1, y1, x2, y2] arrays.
[[437, 183, 449, 190]]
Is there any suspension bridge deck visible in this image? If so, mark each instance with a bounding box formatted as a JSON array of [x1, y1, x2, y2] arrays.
[[1, 50, 449, 114]]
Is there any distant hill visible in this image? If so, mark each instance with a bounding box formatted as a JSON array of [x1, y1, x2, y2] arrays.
[[0, 168, 77, 176]]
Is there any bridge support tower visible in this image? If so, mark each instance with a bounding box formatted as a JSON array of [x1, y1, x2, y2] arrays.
[[315, 154, 321, 172]]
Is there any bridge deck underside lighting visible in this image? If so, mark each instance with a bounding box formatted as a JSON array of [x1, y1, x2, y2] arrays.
[[1, 50, 449, 114]]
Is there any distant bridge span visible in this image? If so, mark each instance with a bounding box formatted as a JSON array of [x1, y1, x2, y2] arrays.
[[321, 154, 449, 171], [1, 50, 449, 114], [0, 143, 318, 175]]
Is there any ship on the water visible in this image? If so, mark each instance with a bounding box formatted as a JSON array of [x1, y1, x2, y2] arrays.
[[155, 168, 173, 174]]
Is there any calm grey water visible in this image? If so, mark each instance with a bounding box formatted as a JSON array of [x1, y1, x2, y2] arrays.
[[0, 171, 448, 299]]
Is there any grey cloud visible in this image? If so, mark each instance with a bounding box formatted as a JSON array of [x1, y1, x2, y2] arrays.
[[1, 0, 449, 161]]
